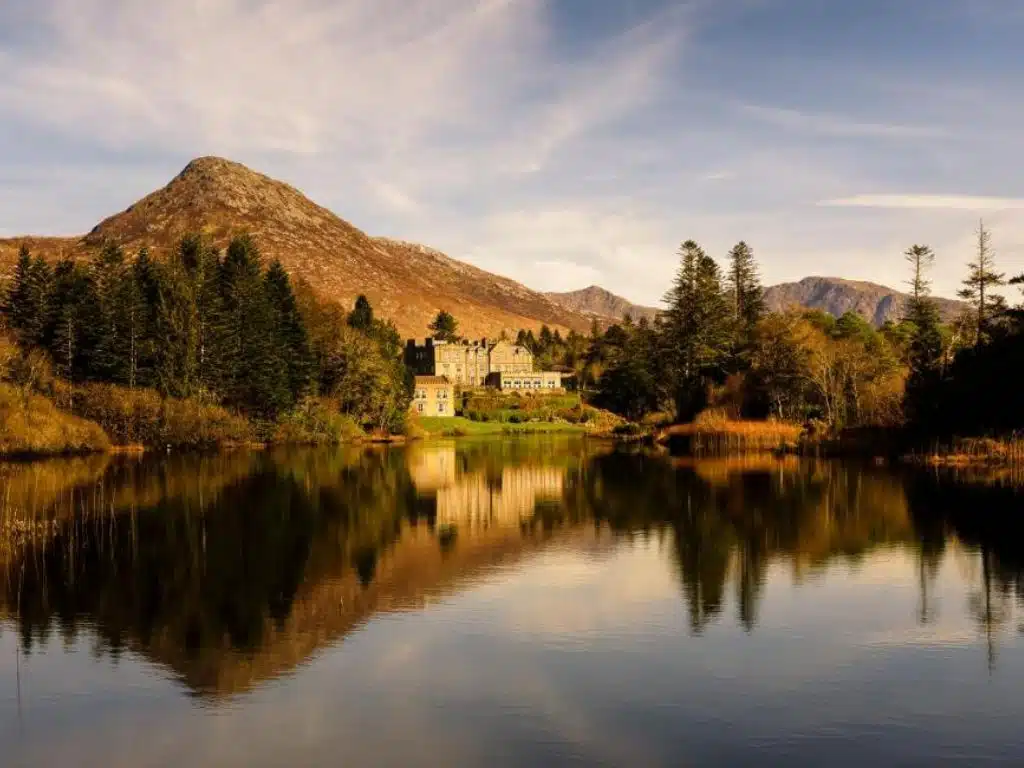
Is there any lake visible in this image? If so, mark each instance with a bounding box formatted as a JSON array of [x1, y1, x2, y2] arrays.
[[1, 438, 1023, 766]]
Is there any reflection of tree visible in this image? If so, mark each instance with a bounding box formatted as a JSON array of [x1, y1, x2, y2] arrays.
[[906, 474, 1024, 669], [571, 453, 924, 634]]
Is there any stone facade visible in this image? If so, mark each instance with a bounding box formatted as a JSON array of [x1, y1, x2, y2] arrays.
[[486, 371, 564, 392], [410, 376, 454, 418], [405, 338, 534, 387]]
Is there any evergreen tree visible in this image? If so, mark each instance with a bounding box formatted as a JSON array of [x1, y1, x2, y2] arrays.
[[6, 246, 52, 348], [45, 258, 100, 381], [428, 310, 459, 342], [725, 241, 765, 339], [265, 259, 313, 404], [957, 221, 1005, 345], [348, 294, 374, 332], [89, 242, 130, 382], [661, 241, 732, 418], [218, 235, 289, 417], [902, 245, 944, 425], [131, 247, 162, 388]]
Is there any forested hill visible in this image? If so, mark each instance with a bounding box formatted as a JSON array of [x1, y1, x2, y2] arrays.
[[0, 157, 590, 339], [764, 276, 965, 326]]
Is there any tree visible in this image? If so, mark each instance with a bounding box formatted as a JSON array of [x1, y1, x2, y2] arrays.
[[6, 246, 51, 349], [348, 294, 374, 332], [901, 245, 944, 425], [661, 240, 733, 419], [265, 259, 313, 405], [429, 310, 459, 342], [725, 241, 765, 339], [217, 235, 290, 417], [957, 221, 1005, 345]]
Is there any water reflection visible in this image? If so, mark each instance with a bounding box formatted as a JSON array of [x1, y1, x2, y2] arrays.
[[2, 439, 1023, 705]]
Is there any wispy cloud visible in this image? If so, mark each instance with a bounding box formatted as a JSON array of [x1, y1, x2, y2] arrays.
[[820, 195, 1024, 211], [738, 104, 946, 140], [2, 1, 1024, 305]]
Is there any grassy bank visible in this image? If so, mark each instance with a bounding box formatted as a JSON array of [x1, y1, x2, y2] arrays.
[[0, 384, 110, 457], [416, 416, 588, 438]]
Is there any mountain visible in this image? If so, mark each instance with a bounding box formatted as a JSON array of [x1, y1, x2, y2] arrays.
[[763, 277, 966, 327], [0, 157, 590, 339], [544, 285, 661, 324]]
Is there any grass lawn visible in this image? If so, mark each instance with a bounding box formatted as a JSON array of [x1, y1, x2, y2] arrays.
[[416, 416, 587, 437]]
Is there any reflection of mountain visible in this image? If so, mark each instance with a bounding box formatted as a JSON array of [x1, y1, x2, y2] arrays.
[[409, 442, 566, 529], [0, 446, 582, 699]]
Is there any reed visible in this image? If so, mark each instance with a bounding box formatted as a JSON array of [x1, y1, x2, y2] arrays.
[[660, 410, 802, 456]]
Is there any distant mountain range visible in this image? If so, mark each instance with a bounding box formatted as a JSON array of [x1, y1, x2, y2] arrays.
[[0, 156, 966, 337], [547, 278, 966, 328], [762, 277, 965, 326]]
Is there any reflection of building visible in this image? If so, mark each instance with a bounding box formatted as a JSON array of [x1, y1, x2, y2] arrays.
[[411, 376, 454, 418], [409, 444, 566, 528], [405, 338, 562, 390]]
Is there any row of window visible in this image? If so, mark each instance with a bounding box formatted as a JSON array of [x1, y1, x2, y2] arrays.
[[414, 389, 450, 400], [416, 402, 447, 413]]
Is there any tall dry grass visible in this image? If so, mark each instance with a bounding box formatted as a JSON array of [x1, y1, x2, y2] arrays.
[[661, 409, 802, 455], [0, 383, 110, 457]]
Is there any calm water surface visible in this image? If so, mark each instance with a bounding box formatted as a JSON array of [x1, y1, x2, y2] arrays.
[[1, 438, 1023, 766]]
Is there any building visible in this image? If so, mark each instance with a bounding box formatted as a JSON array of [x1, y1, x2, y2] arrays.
[[485, 371, 564, 392], [410, 376, 454, 418], [405, 338, 534, 387]]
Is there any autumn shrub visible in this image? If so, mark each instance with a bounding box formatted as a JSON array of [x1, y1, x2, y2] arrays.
[[0, 383, 110, 457], [69, 383, 252, 449], [272, 397, 363, 445]]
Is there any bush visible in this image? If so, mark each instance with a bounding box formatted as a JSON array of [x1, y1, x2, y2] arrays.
[[69, 383, 252, 449], [273, 397, 363, 445], [0, 383, 110, 457]]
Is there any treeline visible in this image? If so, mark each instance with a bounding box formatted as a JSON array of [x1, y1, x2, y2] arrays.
[[1, 235, 411, 448], [562, 229, 1024, 441]]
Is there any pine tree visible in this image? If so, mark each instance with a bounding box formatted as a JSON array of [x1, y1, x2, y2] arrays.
[[428, 310, 459, 342], [90, 242, 130, 382], [6, 246, 52, 348], [902, 245, 944, 425], [218, 235, 289, 417], [725, 241, 765, 338], [957, 221, 1005, 345], [661, 240, 732, 418], [265, 259, 313, 405], [131, 247, 161, 388], [348, 294, 374, 332], [45, 258, 99, 381]]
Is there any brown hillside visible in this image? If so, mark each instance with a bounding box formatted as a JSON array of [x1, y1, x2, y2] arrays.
[[0, 157, 590, 338]]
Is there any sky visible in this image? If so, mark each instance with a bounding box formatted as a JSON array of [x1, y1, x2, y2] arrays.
[[2, 0, 1024, 306]]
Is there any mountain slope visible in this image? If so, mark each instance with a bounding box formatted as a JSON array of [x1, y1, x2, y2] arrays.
[[0, 157, 590, 338], [544, 285, 660, 323], [764, 277, 965, 326]]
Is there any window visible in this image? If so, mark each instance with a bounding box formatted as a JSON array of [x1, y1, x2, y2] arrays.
[[438, 403, 446, 413], [417, 403, 424, 413]]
